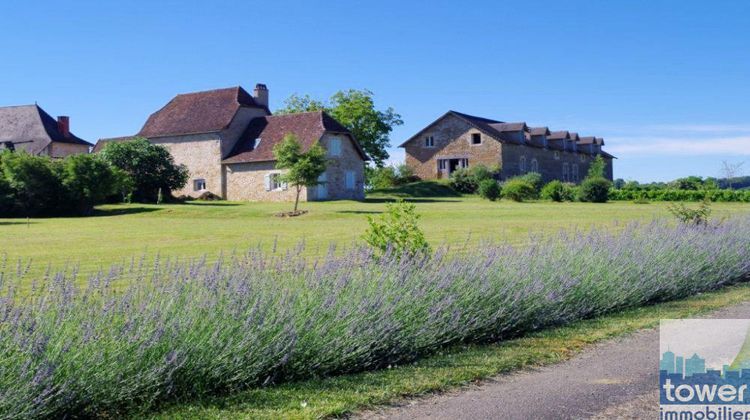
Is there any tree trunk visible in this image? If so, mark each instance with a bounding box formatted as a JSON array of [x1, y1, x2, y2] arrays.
[[294, 186, 301, 213]]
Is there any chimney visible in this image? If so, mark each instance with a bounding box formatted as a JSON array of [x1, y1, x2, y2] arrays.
[[253, 83, 269, 108], [57, 116, 70, 138]]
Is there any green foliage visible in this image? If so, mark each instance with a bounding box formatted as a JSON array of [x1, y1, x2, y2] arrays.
[[501, 178, 536, 202], [478, 179, 501, 201], [276, 90, 403, 167], [363, 200, 430, 257], [448, 168, 479, 193], [469, 164, 499, 183], [587, 155, 607, 178], [100, 137, 188, 202], [0, 151, 62, 215], [60, 154, 124, 215], [517, 172, 543, 194], [540, 180, 566, 202], [366, 164, 418, 190], [273, 134, 328, 212], [667, 198, 712, 225], [609, 188, 750, 202], [579, 177, 612, 203]]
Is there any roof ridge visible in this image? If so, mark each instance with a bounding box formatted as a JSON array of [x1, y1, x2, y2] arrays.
[[174, 86, 242, 97]]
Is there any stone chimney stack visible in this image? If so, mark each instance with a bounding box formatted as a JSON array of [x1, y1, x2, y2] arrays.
[[57, 116, 70, 138], [253, 83, 269, 108]]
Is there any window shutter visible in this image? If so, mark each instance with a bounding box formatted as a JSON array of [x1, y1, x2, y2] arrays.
[[264, 174, 271, 191], [282, 181, 288, 191]]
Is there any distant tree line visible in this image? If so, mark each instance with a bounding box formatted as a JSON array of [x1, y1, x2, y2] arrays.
[[0, 138, 187, 217]]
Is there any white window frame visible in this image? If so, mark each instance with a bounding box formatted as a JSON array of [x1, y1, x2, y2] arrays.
[[193, 178, 206, 191], [530, 158, 538, 173], [264, 173, 287, 192], [328, 137, 342, 157], [345, 170, 355, 190], [425, 136, 435, 148], [580, 154, 586, 162], [520, 156, 527, 173], [554, 151, 560, 160]]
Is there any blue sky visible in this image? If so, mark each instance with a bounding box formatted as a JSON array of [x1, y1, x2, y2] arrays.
[[2, 1, 749, 182]]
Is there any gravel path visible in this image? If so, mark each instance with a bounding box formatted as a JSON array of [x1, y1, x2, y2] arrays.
[[358, 301, 750, 420]]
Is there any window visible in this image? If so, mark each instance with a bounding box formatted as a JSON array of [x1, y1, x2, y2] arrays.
[[554, 151, 560, 160], [193, 178, 206, 191], [580, 154, 586, 162], [425, 136, 435, 147], [471, 133, 482, 145], [345, 171, 355, 190], [460, 158, 468, 168], [264, 173, 287, 191], [438, 159, 447, 170], [530, 158, 538, 173], [253, 138, 262, 149], [520, 156, 527, 173], [562, 163, 569, 182], [572, 164, 579, 182], [329, 137, 342, 157]]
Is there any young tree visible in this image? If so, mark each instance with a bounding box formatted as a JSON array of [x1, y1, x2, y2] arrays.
[[273, 134, 328, 213], [100, 137, 188, 202], [59, 154, 126, 215], [587, 155, 607, 178], [276, 89, 403, 167]]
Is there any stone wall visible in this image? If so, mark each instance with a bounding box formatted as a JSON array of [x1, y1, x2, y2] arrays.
[[150, 133, 224, 198], [403, 113, 502, 179], [309, 133, 365, 200], [500, 144, 598, 183], [224, 161, 305, 202], [47, 142, 90, 158]]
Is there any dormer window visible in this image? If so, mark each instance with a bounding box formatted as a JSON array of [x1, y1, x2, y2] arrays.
[[425, 136, 435, 147], [471, 133, 482, 145], [253, 138, 261, 149]]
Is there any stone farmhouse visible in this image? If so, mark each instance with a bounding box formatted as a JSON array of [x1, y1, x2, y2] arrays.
[[96, 85, 367, 201], [400, 111, 614, 183], [0, 104, 92, 157]]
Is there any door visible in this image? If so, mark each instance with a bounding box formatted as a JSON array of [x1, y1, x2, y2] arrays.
[[316, 172, 328, 200]]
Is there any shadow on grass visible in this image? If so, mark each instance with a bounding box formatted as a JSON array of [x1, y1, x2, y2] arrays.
[[336, 210, 383, 215], [0, 221, 36, 225], [92, 207, 163, 217], [364, 197, 461, 204], [181, 201, 242, 207]]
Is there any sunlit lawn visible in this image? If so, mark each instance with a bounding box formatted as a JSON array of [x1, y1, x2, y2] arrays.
[[1, 192, 749, 277]]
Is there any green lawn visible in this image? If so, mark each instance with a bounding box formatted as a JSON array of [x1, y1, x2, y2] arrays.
[[1, 193, 749, 276]]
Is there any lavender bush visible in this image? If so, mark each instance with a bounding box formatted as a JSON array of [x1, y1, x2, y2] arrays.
[[2, 218, 750, 417]]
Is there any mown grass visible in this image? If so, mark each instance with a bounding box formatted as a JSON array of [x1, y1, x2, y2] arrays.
[[1, 189, 748, 277], [150, 281, 750, 420]]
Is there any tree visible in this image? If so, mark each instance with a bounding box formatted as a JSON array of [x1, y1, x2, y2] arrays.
[[59, 154, 126, 215], [363, 200, 430, 258], [276, 89, 403, 167], [100, 138, 188, 202], [587, 155, 607, 178], [0, 151, 62, 216], [273, 134, 328, 213]]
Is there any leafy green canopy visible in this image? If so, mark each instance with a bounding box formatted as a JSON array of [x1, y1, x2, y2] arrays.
[[363, 200, 430, 257], [276, 90, 403, 167], [273, 134, 328, 212], [100, 138, 188, 202]]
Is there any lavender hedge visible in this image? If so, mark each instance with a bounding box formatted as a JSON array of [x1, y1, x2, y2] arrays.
[[2, 218, 750, 417]]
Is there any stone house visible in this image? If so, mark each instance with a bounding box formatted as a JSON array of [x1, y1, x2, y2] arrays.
[[96, 85, 367, 201], [400, 110, 614, 183], [0, 104, 92, 157]]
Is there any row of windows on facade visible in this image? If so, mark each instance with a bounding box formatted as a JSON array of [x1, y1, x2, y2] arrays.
[[438, 157, 581, 182], [192, 170, 358, 193], [424, 134, 598, 154]]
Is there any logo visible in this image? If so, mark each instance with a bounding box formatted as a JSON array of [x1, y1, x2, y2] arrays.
[[660, 319, 750, 419]]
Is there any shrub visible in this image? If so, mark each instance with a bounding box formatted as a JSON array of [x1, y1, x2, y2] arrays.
[[501, 178, 536, 202], [667, 198, 712, 225], [0, 151, 63, 216], [517, 172, 543, 194], [59, 154, 125, 215], [469, 164, 498, 182], [2, 217, 750, 417], [541, 180, 565, 202], [363, 200, 430, 256], [449, 168, 479, 193], [367, 164, 419, 190], [579, 177, 612, 203], [478, 179, 501, 201]]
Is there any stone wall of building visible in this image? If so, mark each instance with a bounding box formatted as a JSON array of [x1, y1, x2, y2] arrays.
[[150, 133, 224, 198], [309, 133, 365, 200], [219, 107, 268, 158], [403, 114, 502, 179], [500, 144, 598, 183], [224, 161, 305, 202], [47, 142, 90, 158]]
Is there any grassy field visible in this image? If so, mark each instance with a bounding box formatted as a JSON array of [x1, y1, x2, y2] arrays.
[[1, 189, 749, 276], [149, 282, 750, 419]]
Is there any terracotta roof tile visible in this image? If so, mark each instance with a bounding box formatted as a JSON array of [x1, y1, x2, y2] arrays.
[[139, 86, 266, 138]]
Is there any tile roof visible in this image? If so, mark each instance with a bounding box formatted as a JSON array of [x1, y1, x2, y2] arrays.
[[139, 86, 267, 138], [488, 122, 527, 132], [92, 135, 138, 153], [222, 111, 367, 164], [529, 126, 550, 136], [0, 104, 91, 154], [547, 131, 571, 140]]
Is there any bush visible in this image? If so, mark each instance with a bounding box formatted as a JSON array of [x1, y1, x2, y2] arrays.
[[469, 164, 499, 182], [540, 180, 563, 202], [367, 164, 419, 190], [667, 198, 712, 225], [449, 168, 479, 193], [59, 154, 126, 215], [517, 172, 543, 194], [0, 152, 63, 216], [501, 178, 536, 202], [3, 217, 750, 417], [478, 179, 501, 201], [579, 177, 612, 203], [363, 200, 430, 256]]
